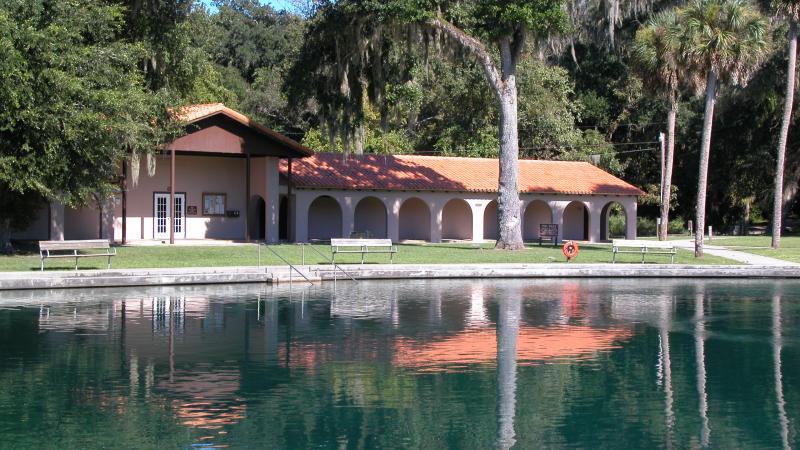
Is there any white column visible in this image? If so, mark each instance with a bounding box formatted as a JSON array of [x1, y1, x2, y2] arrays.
[[264, 157, 280, 243], [627, 200, 638, 240], [588, 201, 602, 242], [293, 192, 311, 243], [430, 201, 443, 243], [386, 197, 401, 242], [471, 200, 485, 242], [341, 195, 355, 239], [49, 201, 65, 240], [551, 202, 565, 243]]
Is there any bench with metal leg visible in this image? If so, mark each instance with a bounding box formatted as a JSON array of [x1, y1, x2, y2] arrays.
[[38, 240, 116, 271]]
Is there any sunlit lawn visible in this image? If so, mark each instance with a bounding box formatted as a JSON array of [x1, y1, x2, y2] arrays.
[[0, 241, 736, 272], [706, 235, 800, 263]]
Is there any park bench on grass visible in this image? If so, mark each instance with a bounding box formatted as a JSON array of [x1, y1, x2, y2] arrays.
[[538, 224, 559, 246], [38, 239, 116, 271], [331, 238, 397, 264], [612, 239, 676, 264]]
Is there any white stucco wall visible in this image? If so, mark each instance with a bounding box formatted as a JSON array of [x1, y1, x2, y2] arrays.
[[107, 154, 281, 242], [523, 200, 552, 240], [10, 200, 49, 240], [442, 199, 473, 240], [483, 200, 498, 241], [307, 195, 342, 240], [353, 196, 387, 238], [29, 161, 638, 245], [291, 189, 638, 244], [398, 197, 431, 241]]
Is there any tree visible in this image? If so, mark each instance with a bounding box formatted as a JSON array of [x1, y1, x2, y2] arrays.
[[340, 1, 566, 249], [677, 0, 770, 257], [0, 0, 175, 250], [772, 0, 800, 248], [632, 11, 682, 241]]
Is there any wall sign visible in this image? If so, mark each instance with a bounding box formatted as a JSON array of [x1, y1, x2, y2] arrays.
[[202, 193, 226, 216], [187, 205, 198, 216]]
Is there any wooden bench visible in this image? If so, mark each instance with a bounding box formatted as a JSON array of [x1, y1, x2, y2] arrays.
[[331, 238, 397, 264], [38, 239, 117, 271], [612, 239, 676, 264], [538, 224, 559, 246]]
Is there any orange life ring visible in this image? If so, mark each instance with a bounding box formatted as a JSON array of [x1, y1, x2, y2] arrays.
[[562, 241, 579, 260]]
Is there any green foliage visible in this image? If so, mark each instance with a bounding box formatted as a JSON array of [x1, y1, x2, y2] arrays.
[[678, 0, 771, 90], [0, 0, 176, 205]]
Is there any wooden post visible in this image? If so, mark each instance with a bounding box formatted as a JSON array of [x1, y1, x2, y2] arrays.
[[170, 149, 175, 245], [121, 159, 127, 245], [245, 153, 251, 242], [287, 158, 293, 242]]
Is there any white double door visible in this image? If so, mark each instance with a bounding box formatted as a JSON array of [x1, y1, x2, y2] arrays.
[[154, 193, 186, 240]]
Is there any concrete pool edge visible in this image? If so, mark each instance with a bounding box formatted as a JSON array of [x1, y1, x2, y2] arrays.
[[1, 263, 800, 290]]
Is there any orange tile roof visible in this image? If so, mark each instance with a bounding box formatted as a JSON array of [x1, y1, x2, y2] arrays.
[[281, 153, 644, 196], [176, 103, 313, 156], [393, 325, 632, 372]]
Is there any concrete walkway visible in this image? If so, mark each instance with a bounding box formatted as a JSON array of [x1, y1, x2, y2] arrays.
[[671, 239, 798, 266], [2, 263, 800, 290]]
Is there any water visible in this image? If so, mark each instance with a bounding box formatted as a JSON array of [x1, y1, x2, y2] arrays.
[[0, 279, 798, 449]]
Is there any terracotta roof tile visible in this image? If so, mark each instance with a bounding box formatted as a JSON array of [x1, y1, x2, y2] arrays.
[[281, 153, 644, 196]]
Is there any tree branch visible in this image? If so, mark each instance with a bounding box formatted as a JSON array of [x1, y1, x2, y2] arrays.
[[427, 16, 502, 92]]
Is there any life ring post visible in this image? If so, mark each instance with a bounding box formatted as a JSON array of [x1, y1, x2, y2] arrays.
[[562, 240, 580, 262]]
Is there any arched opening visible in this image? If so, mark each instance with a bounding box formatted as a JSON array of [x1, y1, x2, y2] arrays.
[[278, 196, 288, 241], [354, 196, 387, 238], [442, 198, 473, 241], [601, 201, 627, 240], [308, 195, 342, 241], [483, 200, 498, 241], [523, 200, 553, 241], [250, 195, 266, 240], [399, 197, 431, 241], [562, 201, 589, 241]]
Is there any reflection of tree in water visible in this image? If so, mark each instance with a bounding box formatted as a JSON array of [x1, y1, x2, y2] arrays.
[[0, 280, 798, 448]]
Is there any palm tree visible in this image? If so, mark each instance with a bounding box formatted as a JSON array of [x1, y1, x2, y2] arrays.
[[772, 0, 800, 248], [632, 11, 683, 241], [678, 0, 770, 257]]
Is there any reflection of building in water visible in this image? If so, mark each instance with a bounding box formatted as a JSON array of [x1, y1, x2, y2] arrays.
[[38, 303, 112, 332], [468, 284, 489, 327], [393, 325, 631, 372], [37, 296, 212, 334], [159, 368, 246, 430]]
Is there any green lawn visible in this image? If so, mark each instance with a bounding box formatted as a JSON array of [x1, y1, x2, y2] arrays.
[[0, 241, 736, 272], [706, 235, 800, 263]]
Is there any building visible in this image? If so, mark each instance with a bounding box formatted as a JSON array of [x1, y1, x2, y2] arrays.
[[285, 153, 643, 243], [14, 104, 643, 244]]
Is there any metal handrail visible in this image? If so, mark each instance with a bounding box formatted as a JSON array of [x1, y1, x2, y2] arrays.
[[299, 243, 359, 282], [261, 244, 314, 284]]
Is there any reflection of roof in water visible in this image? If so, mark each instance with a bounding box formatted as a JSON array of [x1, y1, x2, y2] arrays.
[[393, 326, 632, 372], [159, 368, 246, 430]]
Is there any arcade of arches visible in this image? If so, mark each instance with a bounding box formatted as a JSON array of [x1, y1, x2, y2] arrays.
[[295, 190, 637, 243]]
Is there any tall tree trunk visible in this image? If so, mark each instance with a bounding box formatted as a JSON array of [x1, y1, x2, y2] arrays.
[[425, 19, 525, 250], [495, 40, 524, 250], [496, 287, 521, 450], [695, 71, 718, 258], [773, 21, 797, 248], [659, 94, 678, 241]]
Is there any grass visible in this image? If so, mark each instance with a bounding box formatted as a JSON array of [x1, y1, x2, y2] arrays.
[[0, 241, 736, 272], [704, 235, 800, 263]]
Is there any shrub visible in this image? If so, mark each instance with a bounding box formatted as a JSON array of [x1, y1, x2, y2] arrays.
[[637, 217, 657, 236]]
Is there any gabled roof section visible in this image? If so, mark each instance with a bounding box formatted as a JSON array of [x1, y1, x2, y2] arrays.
[[172, 103, 313, 157], [281, 153, 645, 196]]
